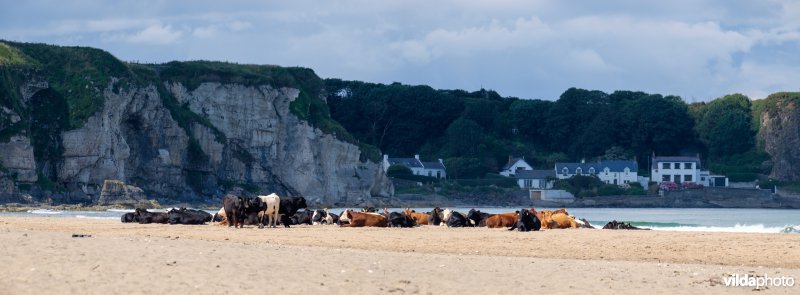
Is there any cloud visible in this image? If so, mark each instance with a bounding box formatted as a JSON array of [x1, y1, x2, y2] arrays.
[[113, 24, 183, 44]]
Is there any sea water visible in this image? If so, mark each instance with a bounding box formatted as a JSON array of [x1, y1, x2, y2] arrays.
[[4, 207, 798, 234]]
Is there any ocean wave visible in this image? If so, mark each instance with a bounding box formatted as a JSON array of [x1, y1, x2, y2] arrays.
[[106, 209, 135, 213], [648, 223, 791, 234], [27, 209, 63, 215], [75, 215, 119, 220]]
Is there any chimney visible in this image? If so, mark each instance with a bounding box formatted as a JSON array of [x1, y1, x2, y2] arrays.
[[414, 154, 420, 160], [438, 158, 443, 164], [581, 158, 585, 164]]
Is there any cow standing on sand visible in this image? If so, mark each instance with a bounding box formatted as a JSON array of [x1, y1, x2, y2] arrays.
[[256, 194, 281, 228], [278, 196, 308, 228]]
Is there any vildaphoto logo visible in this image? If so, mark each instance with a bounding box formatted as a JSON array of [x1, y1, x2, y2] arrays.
[[724, 274, 795, 289]]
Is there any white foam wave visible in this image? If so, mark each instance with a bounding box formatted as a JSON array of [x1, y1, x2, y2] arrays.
[[648, 223, 794, 234], [27, 209, 63, 215], [75, 215, 119, 220], [106, 209, 135, 213]]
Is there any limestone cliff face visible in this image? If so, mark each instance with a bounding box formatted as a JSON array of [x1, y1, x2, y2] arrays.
[[759, 96, 800, 181], [165, 82, 392, 204], [0, 70, 392, 205]]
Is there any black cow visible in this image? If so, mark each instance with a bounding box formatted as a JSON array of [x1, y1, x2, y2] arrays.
[[508, 208, 541, 232], [445, 210, 470, 227], [223, 194, 250, 228], [167, 208, 213, 225], [134, 208, 169, 224], [121, 212, 138, 223], [278, 196, 307, 228], [290, 210, 313, 225], [428, 207, 443, 226], [466, 209, 493, 227], [602, 220, 648, 230], [385, 211, 416, 228]]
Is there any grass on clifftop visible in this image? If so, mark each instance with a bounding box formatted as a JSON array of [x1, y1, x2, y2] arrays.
[[6, 41, 132, 129]]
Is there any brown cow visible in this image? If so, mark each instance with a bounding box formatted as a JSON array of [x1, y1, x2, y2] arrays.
[[404, 208, 430, 225], [340, 210, 387, 227], [536, 208, 579, 229], [485, 212, 519, 228]]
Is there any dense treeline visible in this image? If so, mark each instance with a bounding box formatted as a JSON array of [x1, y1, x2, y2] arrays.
[[326, 79, 768, 180]]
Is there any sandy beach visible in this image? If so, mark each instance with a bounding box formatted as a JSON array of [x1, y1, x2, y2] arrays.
[[1, 216, 798, 294]]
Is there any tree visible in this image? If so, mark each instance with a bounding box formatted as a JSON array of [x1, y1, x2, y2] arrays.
[[443, 118, 484, 157], [694, 94, 754, 158]]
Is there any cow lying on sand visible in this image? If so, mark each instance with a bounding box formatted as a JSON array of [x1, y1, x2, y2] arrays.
[[404, 208, 429, 225], [536, 208, 579, 229], [340, 210, 387, 227], [485, 212, 519, 228], [602, 220, 649, 230], [134, 208, 169, 224], [508, 208, 541, 231], [167, 208, 212, 225]]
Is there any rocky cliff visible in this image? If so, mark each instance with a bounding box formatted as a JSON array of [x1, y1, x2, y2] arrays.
[[758, 92, 800, 182], [0, 41, 392, 206]]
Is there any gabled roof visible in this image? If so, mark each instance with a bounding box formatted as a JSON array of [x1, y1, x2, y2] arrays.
[[652, 156, 700, 163], [516, 170, 555, 179], [422, 161, 445, 170], [387, 157, 423, 168], [555, 160, 638, 173], [501, 157, 529, 170]]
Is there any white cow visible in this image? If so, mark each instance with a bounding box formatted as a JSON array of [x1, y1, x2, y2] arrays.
[[257, 193, 281, 228]]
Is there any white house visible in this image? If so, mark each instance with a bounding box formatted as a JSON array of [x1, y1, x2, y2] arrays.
[[515, 170, 555, 189], [500, 157, 533, 177], [383, 154, 446, 179], [555, 160, 639, 186], [651, 154, 727, 187]]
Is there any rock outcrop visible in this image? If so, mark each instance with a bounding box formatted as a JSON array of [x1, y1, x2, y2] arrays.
[[759, 93, 800, 181], [0, 43, 392, 206], [97, 179, 155, 208]]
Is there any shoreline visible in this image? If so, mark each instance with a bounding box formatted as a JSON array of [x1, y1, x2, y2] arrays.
[[0, 217, 798, 293]]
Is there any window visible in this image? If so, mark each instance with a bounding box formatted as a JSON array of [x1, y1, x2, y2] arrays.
[[701, 177, 706, 181], [428, 171, 432, 176], [685, 163, 693, 169], [562, 167, 568, 176], [674, 175, 681, 182], [662, 163, 671, 169], [662, 175, 671, 181], [624, 167, 629, 175], [576, 168, 582, 175], [685, 175, 693, 182], [437, 171, 442, 179], [524, 179, 533, 188], [589, 167, 595, 175]]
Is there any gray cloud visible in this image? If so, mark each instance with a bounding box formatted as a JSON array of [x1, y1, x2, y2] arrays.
[[1, 0, 798, 100]]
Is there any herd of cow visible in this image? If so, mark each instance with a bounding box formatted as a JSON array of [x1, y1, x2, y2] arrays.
[[120, 193, 650, 231]]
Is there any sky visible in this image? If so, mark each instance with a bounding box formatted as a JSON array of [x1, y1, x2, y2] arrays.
[[1, 0, 799, 102]]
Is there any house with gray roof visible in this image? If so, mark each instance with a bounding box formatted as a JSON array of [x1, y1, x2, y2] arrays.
[[555, 160, 639, 186], [383, 154, 446, 179], [651, 153, 726, 187], [499, 156, 533, 177], [515, 169, 555, 189]]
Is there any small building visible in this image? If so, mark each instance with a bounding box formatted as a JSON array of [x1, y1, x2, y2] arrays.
[[555, 160, 639, 186], [515, 170, 555, 189], [499, 157, 533, 177], [651, 154, 726, 187], [383, 154, 446, 179]]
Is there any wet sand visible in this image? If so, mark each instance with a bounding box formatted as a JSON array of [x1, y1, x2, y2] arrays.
[[1, 217, 798, 294]]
